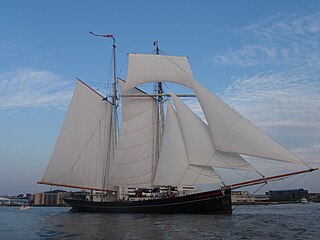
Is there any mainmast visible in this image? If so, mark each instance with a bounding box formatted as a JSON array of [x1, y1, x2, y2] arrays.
[[152, 40, 164, 185], [153, 40, 164, 133]]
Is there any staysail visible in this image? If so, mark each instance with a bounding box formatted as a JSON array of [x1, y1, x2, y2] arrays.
[[154, 103, 220, 186], [170, 90, 255, 172], [189, 78, 303, 165], [108, 81, 158, 188], [41, 80, 113, 190]]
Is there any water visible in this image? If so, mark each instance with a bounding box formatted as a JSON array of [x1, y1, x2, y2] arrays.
[[0, 204, 319, 239]]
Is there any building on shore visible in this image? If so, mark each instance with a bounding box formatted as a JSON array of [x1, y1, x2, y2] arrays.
[[0, 197, 11, 205], [307, 193, 320, 202], [33, 190, 68, 206], [0, 196, 29, 205], [253, 194, 269, 203], [268, 189, 308, 202], [231, 191, 255, 204], [232, 189, 311, 204]]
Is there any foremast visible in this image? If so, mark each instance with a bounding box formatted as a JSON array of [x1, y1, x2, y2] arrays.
[[89, 31, 118, 144]]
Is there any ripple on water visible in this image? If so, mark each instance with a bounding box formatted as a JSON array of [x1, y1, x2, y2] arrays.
[[0, 204, 320, 239]]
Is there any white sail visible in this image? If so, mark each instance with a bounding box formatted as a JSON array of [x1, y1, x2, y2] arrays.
[[154, 103, 220, 186], [108, 81, 157, 188], [170, 90, 255, 171], [123, 54, 193, 91], [189, 78, 303, 165], [41, 80, 113, 190], [153, 103, 189, 186], [180, 165, 220, 186]]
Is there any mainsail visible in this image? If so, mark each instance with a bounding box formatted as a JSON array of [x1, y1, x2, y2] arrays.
[[41, 80, 113, 190]]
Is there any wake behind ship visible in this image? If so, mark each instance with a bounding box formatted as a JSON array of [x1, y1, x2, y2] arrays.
[[38, 36, 317, 214]]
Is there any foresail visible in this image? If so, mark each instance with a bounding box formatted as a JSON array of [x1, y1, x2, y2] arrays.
[[123, 54, 193, 91], [153, 103, 189, 186], [170, 91, 255, 172], [154, 103, 221, 186], [41, 80, 113, 190], [189, 78, 303, 165], [108, 81, 157, 188]]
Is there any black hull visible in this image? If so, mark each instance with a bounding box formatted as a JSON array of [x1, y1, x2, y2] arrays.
[[64, 189, 232, 214]]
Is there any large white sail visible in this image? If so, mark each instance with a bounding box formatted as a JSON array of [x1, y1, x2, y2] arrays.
[[108, 81, 157, 188], [154, 103, 220, 186], [123, 54, 193, 91], [153, 103, 189, 186], [41, 80, 113, 190], [170, 91, 255, 171], [189, 78, 303, 165]]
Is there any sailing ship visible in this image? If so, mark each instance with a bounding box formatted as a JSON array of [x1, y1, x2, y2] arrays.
[[39, 35, 317, 214]]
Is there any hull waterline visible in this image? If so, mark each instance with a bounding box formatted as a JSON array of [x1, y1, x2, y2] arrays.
[[64, 189, 232, 214]]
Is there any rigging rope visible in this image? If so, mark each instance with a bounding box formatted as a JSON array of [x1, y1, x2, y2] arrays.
[[232, 183, 267, 212]]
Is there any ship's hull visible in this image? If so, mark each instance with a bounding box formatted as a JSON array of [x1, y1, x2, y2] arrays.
[[64, 188, 232, 214]]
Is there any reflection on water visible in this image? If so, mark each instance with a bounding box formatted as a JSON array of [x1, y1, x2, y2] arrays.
[[1, 204, 320, 239]]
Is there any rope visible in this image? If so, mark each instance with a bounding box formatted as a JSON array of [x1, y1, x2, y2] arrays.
[[281, 172, 309, 189], [232, 183, 267, 211]]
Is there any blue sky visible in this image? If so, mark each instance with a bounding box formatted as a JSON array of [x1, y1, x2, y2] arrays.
[[1, 0, 320, 195]]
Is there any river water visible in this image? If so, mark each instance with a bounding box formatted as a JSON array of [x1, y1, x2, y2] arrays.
[[0, 203, 319, 239]]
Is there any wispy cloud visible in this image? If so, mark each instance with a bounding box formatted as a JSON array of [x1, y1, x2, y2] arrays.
[[206, 12, 320, 166], [222, 72, 320, 129], [0, 69, 73, 110], [210, 12, 320, 68], [221, 72, 320, 164]]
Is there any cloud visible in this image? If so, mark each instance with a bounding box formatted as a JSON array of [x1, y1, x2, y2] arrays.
[[0, 69, 73, 110], [210, 12, 320, 68], [222, 72, 320, 129], [221, 72, 320, 165], [204, 12, 320, 167]]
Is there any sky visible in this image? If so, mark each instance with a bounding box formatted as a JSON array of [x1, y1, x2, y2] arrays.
[[1, 0, 320, 195]]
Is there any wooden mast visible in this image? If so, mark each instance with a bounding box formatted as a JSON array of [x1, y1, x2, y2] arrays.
[[88, 31, 117, 143], [88, 31, 117, 191], [112, 36, 118, 144], [154, 40, 164, 133], [152, 40, 164, 185]]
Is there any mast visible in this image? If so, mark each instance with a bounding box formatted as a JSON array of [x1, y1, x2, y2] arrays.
[[153, 40, 164, 132], [112, 36, 118, 144], [89, 31, 117, 143], [89, 32, 117, 190], [152, 41, 164, 185]]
